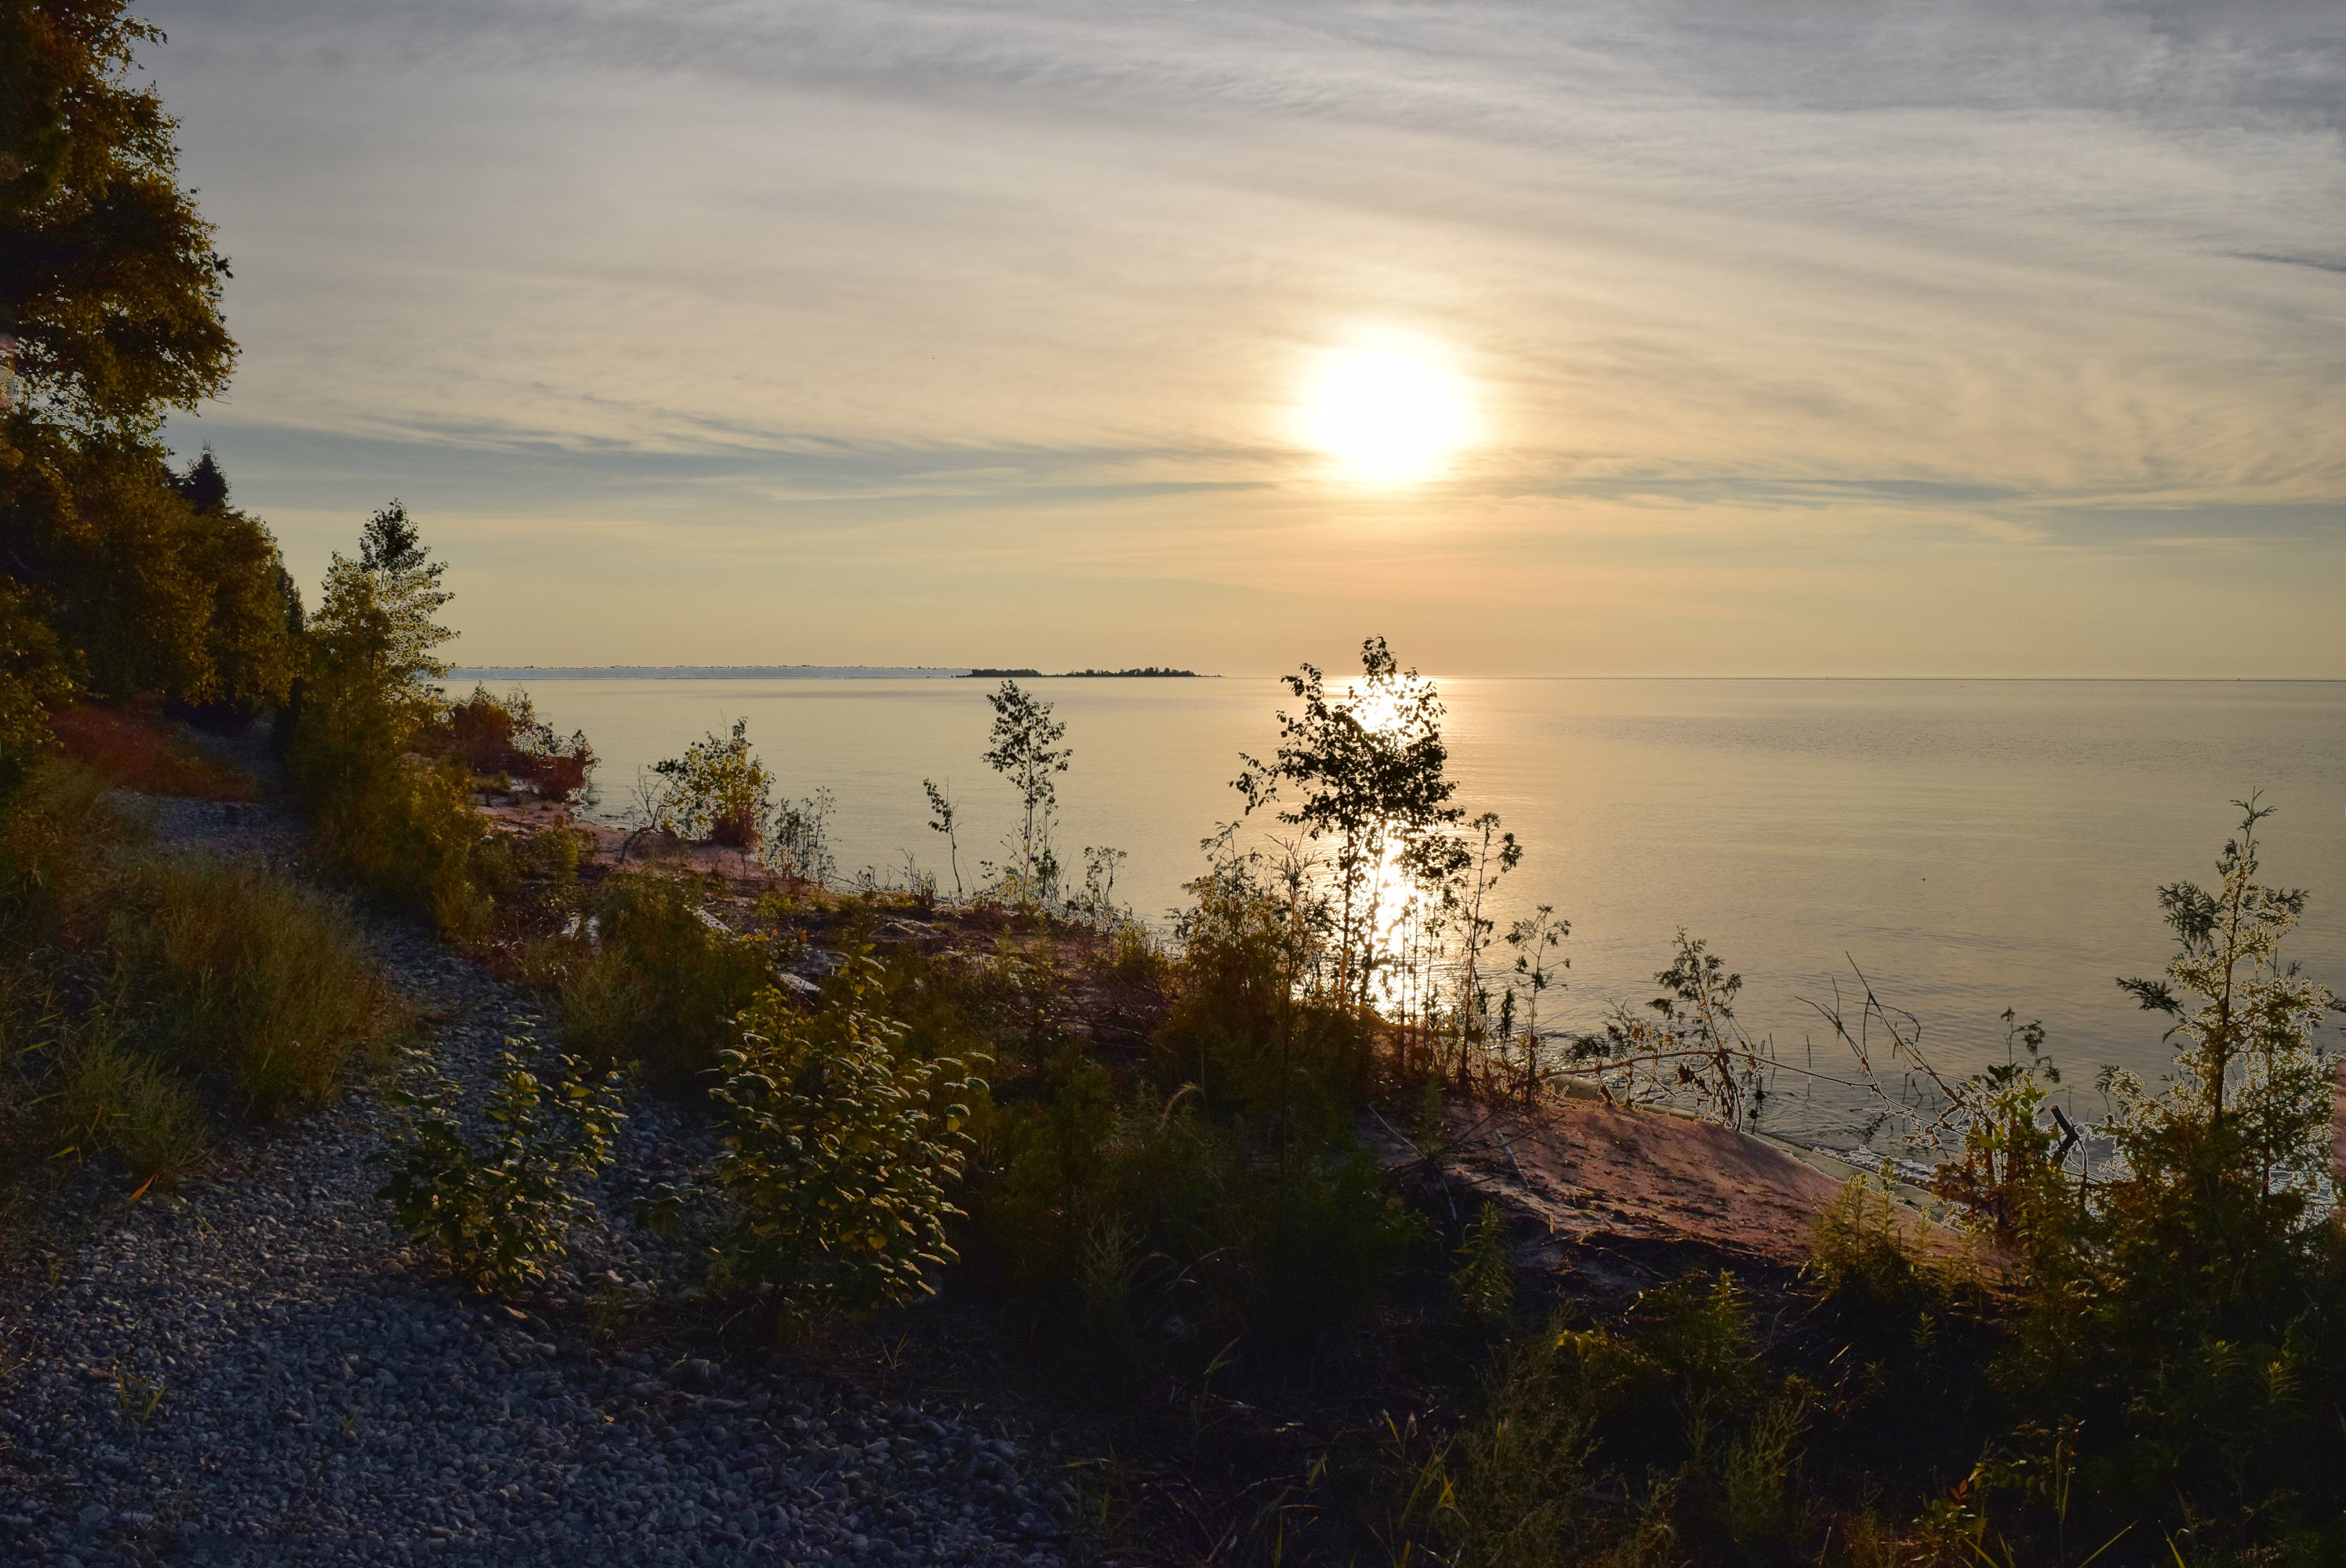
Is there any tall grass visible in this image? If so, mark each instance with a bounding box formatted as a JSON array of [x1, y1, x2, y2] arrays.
[[0, 757, 123, 946], [42, 1012, 212, 1184], [2, 757, 405, 1203], [116, 854, 404, 1118]]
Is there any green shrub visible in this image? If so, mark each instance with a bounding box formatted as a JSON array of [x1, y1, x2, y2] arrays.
[[1098, 915, 1169, 987], [1246, 1141, 1425, 1352], [978, 1070, 1418, 1363], [1809, 1177, 1952, 1314], [650, 717, 772, 848], [310, 756, 495, 941], [1403, 1276, 1826, 1566], [710, 946, 987, 1319], [555, 871, 769, 1081], [116, 853, 402, 1118], [426, 685, 595, 801], [375, 1033, 625, 1295], [1154, 877, 1373, 1140], [0, 579, 77, 801]]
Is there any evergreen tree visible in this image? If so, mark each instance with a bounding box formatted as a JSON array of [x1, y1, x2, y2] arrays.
[[290, 503, 455, 807], [175, 448, 227, 514]]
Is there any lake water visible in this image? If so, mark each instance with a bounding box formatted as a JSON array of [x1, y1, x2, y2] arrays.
[[497, 675, 2346, 1148]]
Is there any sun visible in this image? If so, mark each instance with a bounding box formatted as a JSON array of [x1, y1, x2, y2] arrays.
[[1295, 340, 1473, 485]]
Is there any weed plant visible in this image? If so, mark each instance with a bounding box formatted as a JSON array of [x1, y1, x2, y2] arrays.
[[376, 1031, 626, 1295], [709, 939, 986, 1320]]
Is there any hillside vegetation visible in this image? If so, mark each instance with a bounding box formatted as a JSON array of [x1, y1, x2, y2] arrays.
[[2, 6, 2341, 1565]]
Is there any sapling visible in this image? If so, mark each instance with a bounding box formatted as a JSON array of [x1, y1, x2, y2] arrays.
[[374, 1033, 626, 1295], [982, 681, 1071, 901], [1449, 811, 1522, 1082], [1503, 904, 1570, 1102], [922, 778, 963, 899]]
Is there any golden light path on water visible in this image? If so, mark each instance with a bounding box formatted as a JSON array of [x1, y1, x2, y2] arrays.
[[507, 674, 2346, 1147]]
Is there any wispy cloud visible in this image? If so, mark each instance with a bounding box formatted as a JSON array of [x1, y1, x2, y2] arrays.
[[147, 0, 2346, 673]]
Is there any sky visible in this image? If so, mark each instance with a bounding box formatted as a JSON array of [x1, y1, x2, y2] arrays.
[[147, 0, 2346, 676]]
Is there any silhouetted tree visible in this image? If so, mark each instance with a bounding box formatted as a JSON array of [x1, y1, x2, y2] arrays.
[[1235, 635, 1464, 1007]]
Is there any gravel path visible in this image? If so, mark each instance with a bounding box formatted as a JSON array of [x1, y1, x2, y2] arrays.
[[0, 804, 1064, 1567]]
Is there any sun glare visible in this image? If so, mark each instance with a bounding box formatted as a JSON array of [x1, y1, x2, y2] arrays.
[[1296, 341, 1473, 485]]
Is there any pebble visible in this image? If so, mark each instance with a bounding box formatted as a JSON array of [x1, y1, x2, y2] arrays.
[[0, 802, 1062, 1567]]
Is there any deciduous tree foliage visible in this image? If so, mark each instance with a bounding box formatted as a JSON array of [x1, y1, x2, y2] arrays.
[[0, 0, 296, 723], [0, 0, 232, 434]]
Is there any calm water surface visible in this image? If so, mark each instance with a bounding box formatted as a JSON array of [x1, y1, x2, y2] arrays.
[[509, 677, 2346, 1146]]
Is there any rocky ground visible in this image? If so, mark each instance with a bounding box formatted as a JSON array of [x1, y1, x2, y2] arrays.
[[0, 798, 1066, 1568]]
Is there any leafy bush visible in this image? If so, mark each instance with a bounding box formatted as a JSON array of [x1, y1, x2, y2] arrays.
[[311, 755, 496, 941], [1098, 914, 1171, 987], [650, 717, 772, 848], [709, 945, 986, 1318], [375, 1033, 625, 1295], [979, 1065, 1419, 1363], [426, 684, 595, 802], [1430, 1328, 1604, 1568], [1809, 1176, 1957, 1315], [1393, 1275, 1825, 1566], [554, 871, 769, 1081], [114, 853, 401, 1116], [50, 704, 257, 799], [0, 579, 77, 800], [1154, 876, 1374, 1138]]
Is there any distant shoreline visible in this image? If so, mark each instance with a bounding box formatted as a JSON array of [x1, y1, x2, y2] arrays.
[[958, 667, 1211, 679], [447, 666, 966, 681], [448, 665, 1219, 681]]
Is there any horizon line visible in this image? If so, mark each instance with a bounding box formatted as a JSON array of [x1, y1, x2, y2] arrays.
[[448, 666, 2345, 683]]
